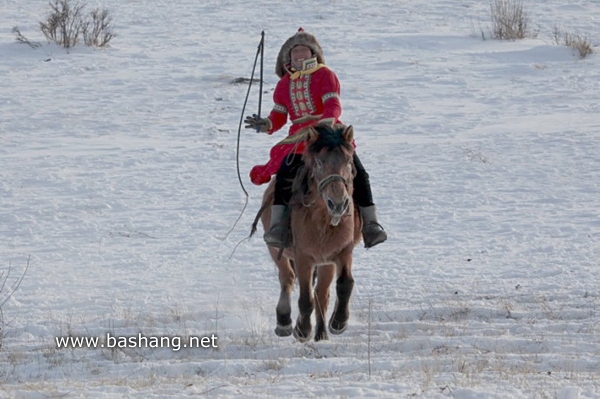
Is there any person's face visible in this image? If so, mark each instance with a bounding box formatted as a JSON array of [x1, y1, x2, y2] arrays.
[[290, 45, 313, 69]]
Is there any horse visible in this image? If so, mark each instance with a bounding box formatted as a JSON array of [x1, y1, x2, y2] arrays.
[[251, 123, 362, 342]]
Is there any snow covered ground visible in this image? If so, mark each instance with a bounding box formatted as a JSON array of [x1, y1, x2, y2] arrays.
[[1, 0, 599, 397]]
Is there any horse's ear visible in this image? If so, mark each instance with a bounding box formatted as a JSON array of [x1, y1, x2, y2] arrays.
[[306, 126, 319, 143], [342, 125, 354, 143]]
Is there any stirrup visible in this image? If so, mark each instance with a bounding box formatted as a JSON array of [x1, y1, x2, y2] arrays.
[[362, 221, 387, 249], [263, 224, 290, 248]]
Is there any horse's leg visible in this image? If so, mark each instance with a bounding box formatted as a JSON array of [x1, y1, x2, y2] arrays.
[[269, 246, 295, 337], [313, 264, 335, 342], [293, 254, 314, 342], [329, 248, 355, 335]]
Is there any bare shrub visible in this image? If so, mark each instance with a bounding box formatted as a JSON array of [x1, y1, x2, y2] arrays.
[[83, 8, 116, 47], [553, 27, 594, 59], [40, 0, 86, 48], [12, 26, 42, 48], [486, 0, 537, 40], [39, 0, 115, 49]]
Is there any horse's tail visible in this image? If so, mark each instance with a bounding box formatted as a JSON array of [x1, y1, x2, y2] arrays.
[[250, 202, 269, 237]]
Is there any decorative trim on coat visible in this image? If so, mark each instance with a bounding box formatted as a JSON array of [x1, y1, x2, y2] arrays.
[[289, 75, 315, 117], [322, 92, 339, 102], [273, 103, 287, 114]]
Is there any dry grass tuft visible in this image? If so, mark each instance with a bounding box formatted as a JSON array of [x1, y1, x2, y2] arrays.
[[553, 27, 594, 59]]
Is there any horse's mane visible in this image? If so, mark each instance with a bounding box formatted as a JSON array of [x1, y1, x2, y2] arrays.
[[307, 124, 354, 154]]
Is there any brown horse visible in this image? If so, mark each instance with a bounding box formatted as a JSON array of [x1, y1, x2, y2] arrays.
[[251, 124, 361, 342]]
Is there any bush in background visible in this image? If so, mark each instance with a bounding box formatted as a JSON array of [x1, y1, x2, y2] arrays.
[[12, 27, 42, 48], [39, 0, 86, 48], [485, 0, 537, 40], [33, 0, 115, 49], [553, 27, 594, 59], [83, 8, 115, 47], [477, 0, 594, 59]]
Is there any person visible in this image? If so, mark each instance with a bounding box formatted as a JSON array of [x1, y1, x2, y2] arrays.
[[245, 28, 386, 249]]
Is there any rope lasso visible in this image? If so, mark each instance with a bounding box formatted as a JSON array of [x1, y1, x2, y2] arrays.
[[258, 30, 264, 120], [224, 31, 265, 247]]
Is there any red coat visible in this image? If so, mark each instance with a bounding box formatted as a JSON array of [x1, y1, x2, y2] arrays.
[[250, 64, 344, 185]]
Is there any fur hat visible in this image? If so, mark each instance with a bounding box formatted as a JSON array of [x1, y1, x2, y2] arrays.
[[275, 28, 325, 78]]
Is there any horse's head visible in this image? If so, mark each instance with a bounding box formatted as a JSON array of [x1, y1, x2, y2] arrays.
[[302, 124, 355, 226]]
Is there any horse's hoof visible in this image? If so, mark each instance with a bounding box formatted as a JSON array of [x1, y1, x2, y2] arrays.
[[295, 334, 310, 343], [329, 320, 348, 335], [314, 331, 329, 342], [293, 326, 311, 342], [275, 323, 293, 337]]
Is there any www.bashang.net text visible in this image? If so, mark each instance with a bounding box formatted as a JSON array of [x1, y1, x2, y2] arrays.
[[55, 333, 218, 351]]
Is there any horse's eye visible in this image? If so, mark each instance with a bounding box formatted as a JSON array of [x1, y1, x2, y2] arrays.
[[315, 159, 323, 172]]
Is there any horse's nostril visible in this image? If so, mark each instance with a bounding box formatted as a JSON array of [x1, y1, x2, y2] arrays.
[[327, 199, 335, 210]]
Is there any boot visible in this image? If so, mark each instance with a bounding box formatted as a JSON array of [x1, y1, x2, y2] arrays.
[[263, 205, 290, 248], [359, 205, 387, 248]]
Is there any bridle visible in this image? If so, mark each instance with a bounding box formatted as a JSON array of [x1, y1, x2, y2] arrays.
[[317, 174, 349, 197]]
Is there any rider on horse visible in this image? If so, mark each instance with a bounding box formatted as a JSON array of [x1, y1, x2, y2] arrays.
[[245, 28, 387, 249]]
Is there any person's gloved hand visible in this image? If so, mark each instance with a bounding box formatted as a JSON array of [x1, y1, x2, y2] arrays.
[[244, 114, 270, 133], [250, 165, 272, 185]]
